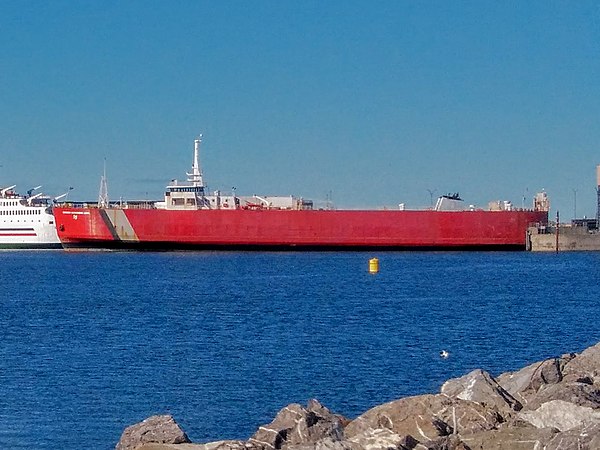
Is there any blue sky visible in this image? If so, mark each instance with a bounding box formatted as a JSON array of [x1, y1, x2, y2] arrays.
[[1, 1, 599, 217]]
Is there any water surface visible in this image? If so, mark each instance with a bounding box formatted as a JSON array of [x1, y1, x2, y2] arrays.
[[1, 251, 599, 449]]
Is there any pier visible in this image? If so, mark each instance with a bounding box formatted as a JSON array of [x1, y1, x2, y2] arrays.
[[528, 221, 600, 252]]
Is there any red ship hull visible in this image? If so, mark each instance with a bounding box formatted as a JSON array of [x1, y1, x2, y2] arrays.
[[54, 207, 548, 251]]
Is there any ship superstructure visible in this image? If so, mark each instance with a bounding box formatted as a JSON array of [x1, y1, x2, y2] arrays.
[[154, 136, 312, 212], [0, 185, 61, 249]]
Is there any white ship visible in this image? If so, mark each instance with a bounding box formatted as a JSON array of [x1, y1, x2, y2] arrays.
[[0, 185, 61, 249]]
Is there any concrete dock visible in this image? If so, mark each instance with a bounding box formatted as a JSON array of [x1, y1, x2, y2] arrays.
[[528, 224, 600, 251]]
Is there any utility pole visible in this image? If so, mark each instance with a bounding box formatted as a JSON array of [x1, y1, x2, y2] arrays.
[[519, 187, 529, 210], [596, 166, 600, 230], [427, 189, 436, 208], [555, 210, 560, 254], [573, 189, 577, 220]]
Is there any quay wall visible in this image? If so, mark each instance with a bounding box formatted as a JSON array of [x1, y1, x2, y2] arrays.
[[528, 225, 600, 251]]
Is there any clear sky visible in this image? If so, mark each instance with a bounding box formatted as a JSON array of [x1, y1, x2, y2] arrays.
[[1, 1, 599, 218]]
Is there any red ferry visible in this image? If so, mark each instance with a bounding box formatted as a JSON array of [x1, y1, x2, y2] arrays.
[[54, 137, 549, 251]]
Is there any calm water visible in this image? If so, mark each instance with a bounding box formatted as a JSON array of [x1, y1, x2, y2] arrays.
[[1, 251, 599, 449]]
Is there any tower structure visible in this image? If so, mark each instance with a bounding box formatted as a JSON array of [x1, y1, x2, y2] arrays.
[[596, 165, 600, 229], [98, 158, 109, 208], [186, 135, 204, 190]]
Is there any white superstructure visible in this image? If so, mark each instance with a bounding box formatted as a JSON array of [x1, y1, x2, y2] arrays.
[[0, 185, 61, 248], [154, 137, 313, 211]]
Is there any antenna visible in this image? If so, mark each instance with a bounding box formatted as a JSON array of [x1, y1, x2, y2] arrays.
[[98, 158, 109, 208]]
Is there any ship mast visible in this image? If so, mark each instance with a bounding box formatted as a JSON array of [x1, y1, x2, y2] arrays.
[[186, 135, 204, 188], [98, 158, 109, 208]]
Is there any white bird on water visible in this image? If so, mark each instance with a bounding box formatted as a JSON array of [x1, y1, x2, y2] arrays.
[[440, 350, 449, 359]]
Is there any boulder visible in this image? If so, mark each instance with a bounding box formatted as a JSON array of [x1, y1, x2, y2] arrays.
[[285, 429, 419, 450], [344, 394, 503, 443], [518, 399, 600, 432], [198, 441, 265, 450], [496, 356, 571, 407], [116, 415, 191, 450], [284, 437, 357, 450], [137, 445, 216, 450], [248, 399, 345, 449], [441, 369, 522, 414], [421, 434, 471, 450], [461, 423, 558, 450], [545, 422, 600, 450], [346, 428, 418, 450], [136, 443, 264, 450], [524, 380, 600, 410], [562, 343, 600, 382]]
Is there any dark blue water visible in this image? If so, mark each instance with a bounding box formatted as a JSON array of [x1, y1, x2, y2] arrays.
[[1, 251, 599, 449]]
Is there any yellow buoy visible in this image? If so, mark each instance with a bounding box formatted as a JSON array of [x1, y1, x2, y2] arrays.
[[369, 257, 379, 274]]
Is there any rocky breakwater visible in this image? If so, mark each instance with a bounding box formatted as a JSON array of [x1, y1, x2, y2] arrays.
[[116, 342, 600, 450]]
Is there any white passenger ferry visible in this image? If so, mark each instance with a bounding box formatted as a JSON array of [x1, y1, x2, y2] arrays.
[[0, 185, 61, 249]]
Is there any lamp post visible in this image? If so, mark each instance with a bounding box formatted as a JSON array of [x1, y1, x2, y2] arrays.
[[427, 189, 436, 208], [522, 187, 529, 210], [573, 189, 577, 220]]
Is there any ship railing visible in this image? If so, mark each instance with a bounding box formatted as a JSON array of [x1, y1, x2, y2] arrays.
[[56, 201, 157, 210], [118, 201, 157, 210], [529, 222, 552, 235]]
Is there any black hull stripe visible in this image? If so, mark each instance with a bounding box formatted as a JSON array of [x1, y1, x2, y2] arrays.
[[61, 242, 525, 252], [97, 209, 121, 241], [0, 243, 62, 249]]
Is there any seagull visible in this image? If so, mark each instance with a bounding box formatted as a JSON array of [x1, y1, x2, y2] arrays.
[[440, 350, 449, 359]]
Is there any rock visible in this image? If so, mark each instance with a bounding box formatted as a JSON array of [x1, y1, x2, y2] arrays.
[[285, 429, 418, 450], [136, 441, 265, 450], [496, 356, 571, 408], [137, 444, 214, 450], [441, 369, 522, 414], [518, 399, 600, 432], [344, 394, 443, 441], [347, 428, 418, 450], [562, 342, 600, 382], [535, 358, 565, 387], [284, 437, 356, 450], [524, 380, 600, 410], [421, 434, 471, 450], [344, 394, 503, 443], [116, 415, 191, 450], [248, 399, 345, 449], [198, 441, 265, 450], [544, 422, 600, 450], [461, 424, 558, 450]]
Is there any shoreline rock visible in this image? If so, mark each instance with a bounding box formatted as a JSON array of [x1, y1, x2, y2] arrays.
[[117, 342, 600, 450], [116, 415, 191, 450]]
